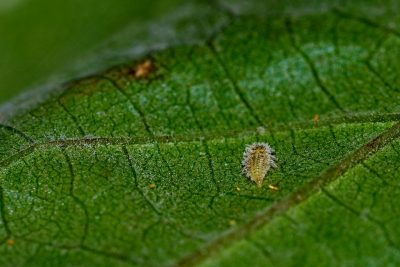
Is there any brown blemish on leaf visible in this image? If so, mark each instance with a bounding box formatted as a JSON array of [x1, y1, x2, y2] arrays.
[[134, 60, 155, 79], [55, 57, 160, 103]]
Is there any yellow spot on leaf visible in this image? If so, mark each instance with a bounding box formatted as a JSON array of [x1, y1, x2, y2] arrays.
[[149, 183, 156, 189], [268, 184, 279, 191], [7, 239, 15, 247], [313, 114, 320, 126]]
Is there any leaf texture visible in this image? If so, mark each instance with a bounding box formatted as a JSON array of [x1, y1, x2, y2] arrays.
[[1, 1, 400, 266]]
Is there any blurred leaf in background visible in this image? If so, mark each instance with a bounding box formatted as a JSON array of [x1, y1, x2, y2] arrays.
[[0, 0, 184, 104]]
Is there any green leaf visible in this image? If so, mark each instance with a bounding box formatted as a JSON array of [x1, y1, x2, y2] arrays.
[[1, 1, 400, 266]]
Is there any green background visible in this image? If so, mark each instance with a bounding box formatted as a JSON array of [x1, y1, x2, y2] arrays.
[[0, 0, 184, 104]]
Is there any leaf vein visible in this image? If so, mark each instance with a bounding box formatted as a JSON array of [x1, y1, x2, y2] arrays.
[[174, 121, 400, 267]]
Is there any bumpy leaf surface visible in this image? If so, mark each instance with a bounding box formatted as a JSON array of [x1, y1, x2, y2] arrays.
[[1, 1, 400, 266]]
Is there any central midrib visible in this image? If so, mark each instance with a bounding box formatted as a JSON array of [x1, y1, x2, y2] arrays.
[[1, 111, 398, 171]]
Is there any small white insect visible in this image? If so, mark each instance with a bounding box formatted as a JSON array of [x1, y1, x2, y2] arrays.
[[242, 143, 277, 188]]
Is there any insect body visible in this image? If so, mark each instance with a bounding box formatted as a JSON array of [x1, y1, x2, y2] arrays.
[[242, 143, 277, 187]]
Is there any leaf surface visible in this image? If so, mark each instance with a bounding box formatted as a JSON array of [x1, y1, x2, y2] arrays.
[[1, 1, 400, 266]]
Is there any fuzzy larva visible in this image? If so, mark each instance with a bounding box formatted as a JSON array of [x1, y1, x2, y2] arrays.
[[242, 143, 277, 187]]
